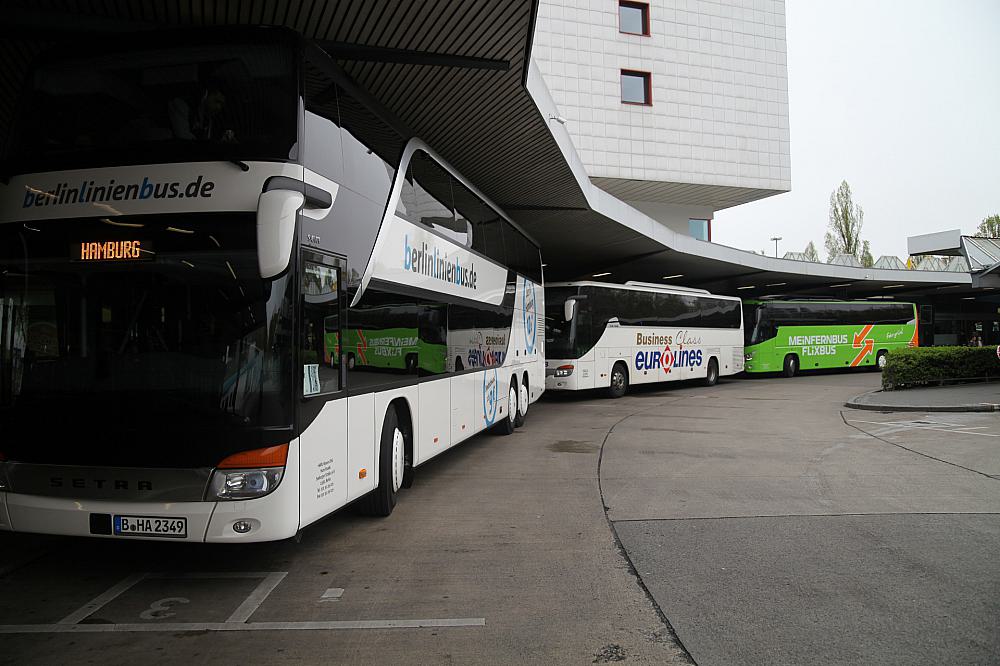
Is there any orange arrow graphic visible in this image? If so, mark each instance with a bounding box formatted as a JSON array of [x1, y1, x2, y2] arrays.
[[850, 324, 874, 367]]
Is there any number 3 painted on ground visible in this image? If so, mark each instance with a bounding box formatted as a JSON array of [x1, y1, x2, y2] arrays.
[[140, 597, 190, 620]]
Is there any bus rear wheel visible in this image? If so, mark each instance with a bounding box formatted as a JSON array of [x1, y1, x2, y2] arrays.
[[876, 350, 888, 371], [608, 363, 628, 399], [782, 354, 798, 378], [703, 358, 719, 386], [514, 375, 529, 427], [361, 406, 407, 517], [494, 381, 518, 436]]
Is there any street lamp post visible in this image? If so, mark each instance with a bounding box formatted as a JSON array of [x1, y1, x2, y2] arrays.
[[770, 236, 782, 258]]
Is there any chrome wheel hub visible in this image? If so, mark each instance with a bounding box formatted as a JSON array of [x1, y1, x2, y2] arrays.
[[391, 427, 405, 493]]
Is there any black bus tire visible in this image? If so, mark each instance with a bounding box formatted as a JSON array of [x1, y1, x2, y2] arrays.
[[494, 380, 517, 436], [515, 374, 529, 427], [704, 357, 719, 386], [783, 354, 798, 378], [361, 406, 406, 517], [608, 362, 628, 398]]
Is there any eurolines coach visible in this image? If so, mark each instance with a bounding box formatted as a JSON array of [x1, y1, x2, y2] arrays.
[[544, 282, 743, 397], [0, 28, 543, 542]]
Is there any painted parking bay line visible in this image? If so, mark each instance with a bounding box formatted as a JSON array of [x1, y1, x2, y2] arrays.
[[0, 618, 487, 633]]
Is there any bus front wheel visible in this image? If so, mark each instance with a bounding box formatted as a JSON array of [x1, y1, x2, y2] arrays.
[[704, 358, 719, 387], [782, 354, 798, 378], [608, 363, 628, 398], [362, 406, 407, 517]]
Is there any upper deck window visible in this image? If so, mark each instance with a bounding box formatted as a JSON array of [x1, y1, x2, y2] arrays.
[[6, 36, 297, 174]]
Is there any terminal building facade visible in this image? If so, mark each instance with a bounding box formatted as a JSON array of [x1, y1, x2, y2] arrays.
[[533, 0, 790, 241]]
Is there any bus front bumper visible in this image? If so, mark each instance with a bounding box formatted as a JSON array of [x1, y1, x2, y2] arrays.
[[545, 360, 581, 390], [0, 474, 299, 543]]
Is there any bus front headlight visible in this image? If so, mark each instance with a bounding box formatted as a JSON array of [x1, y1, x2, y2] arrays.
[[209, 468, 284, 500], [207, 445, 287, 501], [744, 352, 754, 361]]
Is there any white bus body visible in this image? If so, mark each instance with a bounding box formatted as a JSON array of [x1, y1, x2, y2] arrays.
[[0, 29, 543, 542], [544, 281, 743, 395]]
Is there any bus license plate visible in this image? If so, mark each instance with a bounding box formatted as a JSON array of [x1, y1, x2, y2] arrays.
[[113, 515, 187, 538]]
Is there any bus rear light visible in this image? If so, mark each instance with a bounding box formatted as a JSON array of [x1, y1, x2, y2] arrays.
[[217, 444, 288, 469], [554, 364, 574, 377]]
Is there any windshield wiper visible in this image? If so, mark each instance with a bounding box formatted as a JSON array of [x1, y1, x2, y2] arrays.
[[229, 160, 250, 172]]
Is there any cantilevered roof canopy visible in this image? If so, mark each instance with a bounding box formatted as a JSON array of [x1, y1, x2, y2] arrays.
[[0, 1, 988, 301]]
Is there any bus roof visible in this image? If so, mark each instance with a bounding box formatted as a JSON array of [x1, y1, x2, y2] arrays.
[[745, 299, 917, 306], [546, 280, 739, 301]]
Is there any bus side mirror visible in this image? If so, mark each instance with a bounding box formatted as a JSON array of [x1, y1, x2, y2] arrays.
[[257, 189, 304, 278], [564, 298, 577, 322]]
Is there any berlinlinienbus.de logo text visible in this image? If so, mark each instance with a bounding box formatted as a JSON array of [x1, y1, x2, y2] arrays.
[[403, 234, 477, 290], [22, 175, 216, 208]]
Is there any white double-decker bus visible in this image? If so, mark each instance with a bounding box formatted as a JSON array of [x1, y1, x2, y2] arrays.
[[544, 282, 742, 397], [0, 28, 543, 542]]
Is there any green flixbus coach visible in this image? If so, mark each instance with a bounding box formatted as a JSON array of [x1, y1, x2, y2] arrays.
[[742, 300, 918, 377]]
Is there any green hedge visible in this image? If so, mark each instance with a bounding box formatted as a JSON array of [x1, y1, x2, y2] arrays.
[[882, 346, 1000, 390]]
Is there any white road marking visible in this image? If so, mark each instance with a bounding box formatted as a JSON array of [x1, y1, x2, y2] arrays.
[[847, 419, 1000, 438], [320, 587, 344, 602], [226, 572, 288, 623], [59, 572, 288, 626], [139, 597, 189, 620], [58, 573, 148, 625], [0, 618, 486, 633]]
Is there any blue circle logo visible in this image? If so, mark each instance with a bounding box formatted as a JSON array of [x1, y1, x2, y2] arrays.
[[482, 369, 499, 426], [523, 280, 537, 355]]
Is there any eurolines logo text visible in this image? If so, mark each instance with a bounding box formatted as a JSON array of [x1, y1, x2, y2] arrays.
[[403, 235, 477, 289], [22, 175, 216, 209]]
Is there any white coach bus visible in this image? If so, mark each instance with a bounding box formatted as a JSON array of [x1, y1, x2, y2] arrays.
[[544, 282, 742, 397], [0, 28, 543, 542]]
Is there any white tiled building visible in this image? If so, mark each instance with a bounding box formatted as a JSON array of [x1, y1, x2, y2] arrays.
[[532, 0, 790, 240]]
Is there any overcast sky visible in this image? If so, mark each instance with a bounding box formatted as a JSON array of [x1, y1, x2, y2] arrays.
[[713, 0, 1000, 260]]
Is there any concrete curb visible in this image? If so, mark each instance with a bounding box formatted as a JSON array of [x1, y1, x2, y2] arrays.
[[845, 389, 1000, 413]]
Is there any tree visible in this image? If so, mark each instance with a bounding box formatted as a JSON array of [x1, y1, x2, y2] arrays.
[[825, 180, 865, 262], [860, 240, 874, 268], [976, 214, 1000, 237], [804, 241, 819, 262]]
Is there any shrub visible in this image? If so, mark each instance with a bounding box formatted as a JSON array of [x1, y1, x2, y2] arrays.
[[882, 346, 1000, 390]]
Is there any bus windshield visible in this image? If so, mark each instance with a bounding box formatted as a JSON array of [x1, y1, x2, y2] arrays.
[[544, 287, 581, 358], [0, 214, 294, 467], [5, 35, 297, 173]]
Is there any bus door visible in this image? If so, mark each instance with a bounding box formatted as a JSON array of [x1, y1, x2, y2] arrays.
[[297, 250, 354, 526]]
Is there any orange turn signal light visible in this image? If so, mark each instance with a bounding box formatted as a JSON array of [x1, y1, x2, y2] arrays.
[[359, 468, 367, 479], [217, 444, 288, 469]]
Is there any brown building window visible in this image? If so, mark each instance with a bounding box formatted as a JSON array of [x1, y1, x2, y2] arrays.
[[619, 1, 650, 36], [621, 70, 652, 105]]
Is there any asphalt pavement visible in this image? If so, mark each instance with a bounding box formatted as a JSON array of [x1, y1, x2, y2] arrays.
[[848, 381, 1000, 412], [603, 373, 1000, 665], [0, 372, 996, 665]]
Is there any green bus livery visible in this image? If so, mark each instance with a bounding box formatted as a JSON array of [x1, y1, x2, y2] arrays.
[[743, 300, 917, 377], [324, 305, 447, 375]]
